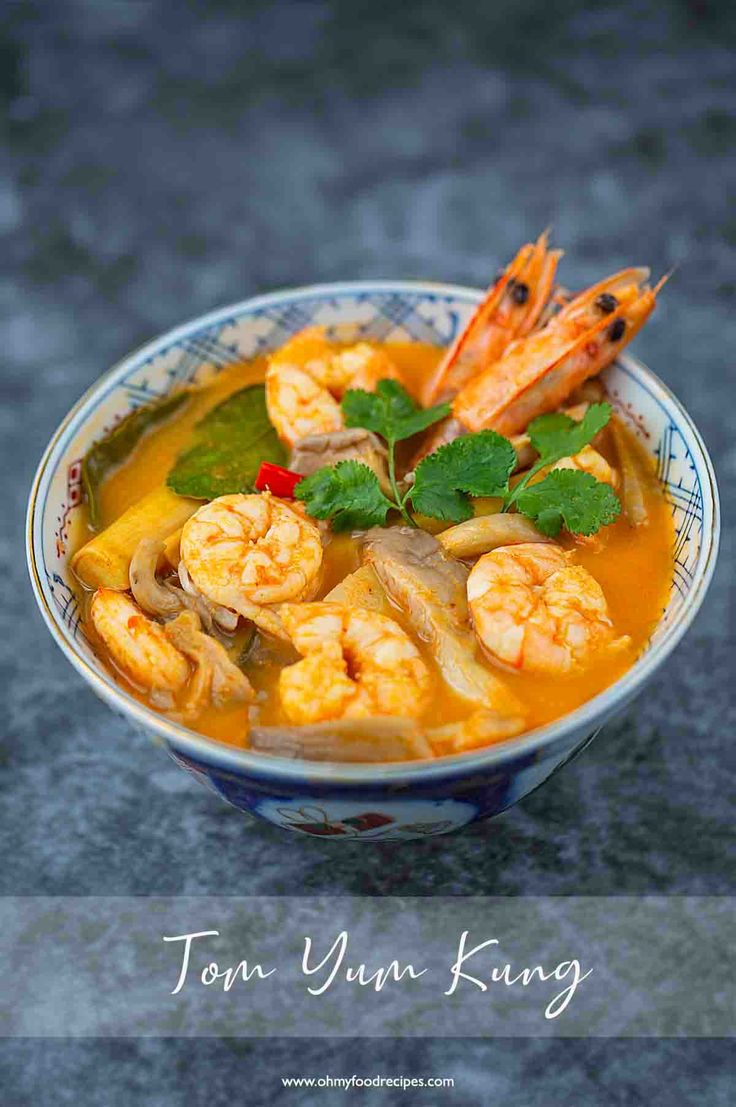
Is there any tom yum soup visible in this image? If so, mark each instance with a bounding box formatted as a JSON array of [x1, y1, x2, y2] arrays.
[[72, 236, 673, 763]]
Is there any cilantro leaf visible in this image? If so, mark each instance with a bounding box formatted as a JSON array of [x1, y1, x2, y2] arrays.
[[527, 402, 612, 467], [295, 461, 393, 532], [167, 385, 285, 499], [409, 431, 517, 522], [342, 380, 450, 444], [515, 469, 621, 537]]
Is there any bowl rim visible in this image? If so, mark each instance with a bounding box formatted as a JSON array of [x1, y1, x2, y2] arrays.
[[27, 279, 721, 784]]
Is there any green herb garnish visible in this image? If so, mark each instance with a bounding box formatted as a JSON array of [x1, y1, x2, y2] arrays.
[[514, 468, 621, 537], [82, 392, 189, 528], [409, 431, 517, 523], [297, 380, 448, 527], [167, 385, 286, 499], [296, 385, 620, 538], [296, 460, 393, 532], [503, 402, 614, 512], [342, 380, 450, 524]]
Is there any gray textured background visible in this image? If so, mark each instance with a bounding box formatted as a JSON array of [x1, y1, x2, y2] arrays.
[[1, 0, 734, 1103]]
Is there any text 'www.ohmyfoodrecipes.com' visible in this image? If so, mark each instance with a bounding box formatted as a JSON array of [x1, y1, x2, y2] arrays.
[[281, 1075, 455, 1091]]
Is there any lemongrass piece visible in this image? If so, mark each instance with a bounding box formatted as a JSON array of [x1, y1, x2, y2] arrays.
[[610, 415, 649, 526], [160, 528, 182, 571], [251, 717, 433, 762], [438, 513, 552, 559], [72, 486, 199, 590]]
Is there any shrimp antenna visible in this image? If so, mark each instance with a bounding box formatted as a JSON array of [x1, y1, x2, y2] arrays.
[[653, 270, 674, 295]]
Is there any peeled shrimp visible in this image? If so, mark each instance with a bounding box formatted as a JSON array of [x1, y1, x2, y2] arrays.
[[467, 543, 628, 673], [552, 444, 619, 488], [278, 602, 431, 724], [90, 588, 190, 694], [179, 493, 322, 638], [265, 327, 400, 446]]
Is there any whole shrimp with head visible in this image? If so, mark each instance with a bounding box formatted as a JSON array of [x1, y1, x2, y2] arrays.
[[179, 492, 323, 639], [266, 326, 400, 447], [419, 267, 665, 459], [422, 230, 562, 406], [467, 543, 630, 674]]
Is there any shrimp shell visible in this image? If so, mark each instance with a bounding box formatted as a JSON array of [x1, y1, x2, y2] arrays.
[[453, 269, 663, 436], [422, 231, 562, 405]]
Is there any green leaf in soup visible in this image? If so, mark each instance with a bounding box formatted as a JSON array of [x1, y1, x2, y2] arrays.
[[295, 460, 393, 531], [527, 402, 613, 467], [409, 430, 517, 522], [82, 391, 189, 528], [167, 385, 286, 500], [515, 468, 621, 537], [342, 379, 450, 443]]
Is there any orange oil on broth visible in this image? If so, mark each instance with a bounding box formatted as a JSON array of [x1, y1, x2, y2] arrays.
[[74, 342, 675, 753]]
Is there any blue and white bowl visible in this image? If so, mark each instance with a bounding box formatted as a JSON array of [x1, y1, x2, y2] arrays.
[[27, 282, 720, 840]]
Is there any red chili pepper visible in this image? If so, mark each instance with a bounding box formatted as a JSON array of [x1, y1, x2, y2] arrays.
[[254, 461, 303, 498]]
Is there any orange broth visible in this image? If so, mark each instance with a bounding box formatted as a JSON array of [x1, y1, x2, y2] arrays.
[[74, 342, 675, 753]]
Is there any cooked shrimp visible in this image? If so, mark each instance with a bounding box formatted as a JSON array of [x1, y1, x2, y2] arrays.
[[90, 588, 190, 694], [552, 444, 619, 488], [179, 493, 323, 637], [278, 602, 431, 724], [266, 327, 400, 446], [452, 270, 666, 437], [422, 231, 562, 405], [428, 708, 526, 753], [467, 543, 629, 673], [128, 536, 239, 633]]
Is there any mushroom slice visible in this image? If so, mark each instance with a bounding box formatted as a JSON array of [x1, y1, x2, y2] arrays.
[[177, 560, 239, 633], [438, 514, 553, 559], [130, 537, 182, 617], [129, 536, 240, 634], [610, 415, 649, 527], [362, 527, 523, 718], [251, 716, 432, 762], [290, 428, 390, 494], [164, 611, 254, 711]]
